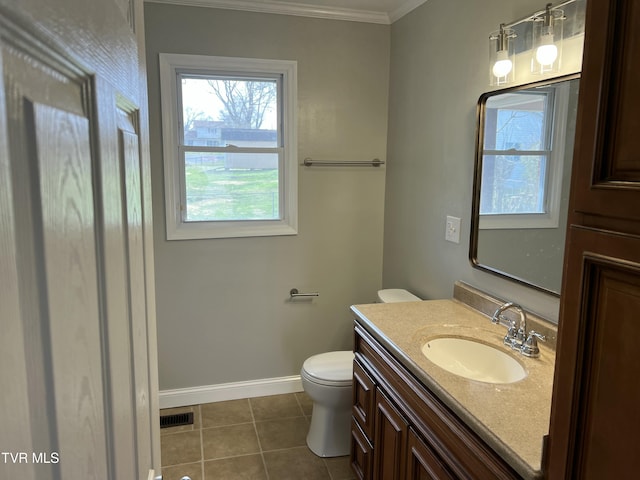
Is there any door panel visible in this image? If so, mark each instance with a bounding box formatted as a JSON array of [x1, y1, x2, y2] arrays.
[[119, 108, 154, 479], [34, 101, 109, 479], [578, 261, 640, 478], [555, 227, 640, 479], [595, 1, 639, 179], [373, 389, 407, 480], [0, 37, 37, 480], [97, 99, 140, 479], [2, 37, 107, 479], [406, 428, 455, 480], [570, 0, 640, 228]]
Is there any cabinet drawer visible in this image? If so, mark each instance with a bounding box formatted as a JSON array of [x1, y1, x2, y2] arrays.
[[353, 359, 376, 441], [351, 418, 373, 480]]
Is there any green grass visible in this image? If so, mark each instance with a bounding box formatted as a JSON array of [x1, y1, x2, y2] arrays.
[[184, 165, 280, 221]]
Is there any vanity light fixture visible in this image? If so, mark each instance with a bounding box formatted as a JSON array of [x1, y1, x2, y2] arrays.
[[488, 0, 575, 85], [489, 24, 516, 86], [531, 3, 565, 74]]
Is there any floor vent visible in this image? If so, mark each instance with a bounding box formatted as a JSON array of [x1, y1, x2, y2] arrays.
[[160, 412, 194, 429]]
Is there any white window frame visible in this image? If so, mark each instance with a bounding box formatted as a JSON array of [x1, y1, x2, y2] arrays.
[[479, 82, 570, 230], [159, 53, 298, 240]]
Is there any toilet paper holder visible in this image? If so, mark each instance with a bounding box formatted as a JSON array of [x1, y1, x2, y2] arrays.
[[290, 288, 319, 298]]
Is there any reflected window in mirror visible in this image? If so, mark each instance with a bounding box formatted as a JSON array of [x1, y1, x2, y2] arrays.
[[480, 86, 563, 228], [471, 75, 580, 296]]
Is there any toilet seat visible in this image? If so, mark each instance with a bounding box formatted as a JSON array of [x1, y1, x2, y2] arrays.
[[302, 351, 354, 387]]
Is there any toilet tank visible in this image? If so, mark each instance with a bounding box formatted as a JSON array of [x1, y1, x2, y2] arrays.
[[377, 289, 420, 303]]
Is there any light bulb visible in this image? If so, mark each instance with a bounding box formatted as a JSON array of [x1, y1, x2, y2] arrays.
[[535, 32, 558, 66], [535, 43, 558, 66], [492, 50, 513, 78]]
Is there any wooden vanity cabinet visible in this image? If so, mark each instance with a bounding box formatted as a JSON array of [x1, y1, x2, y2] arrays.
[[351, 322, 521, 480]]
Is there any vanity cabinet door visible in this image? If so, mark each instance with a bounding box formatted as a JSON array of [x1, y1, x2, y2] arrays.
[[407, 428, 456, 480], [550, 228, 640, 478], [568, 0, 640, 230], [373, 389, 408, 480]]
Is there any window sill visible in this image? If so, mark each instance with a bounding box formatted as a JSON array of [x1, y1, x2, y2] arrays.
[[166, 220, 298, 240]]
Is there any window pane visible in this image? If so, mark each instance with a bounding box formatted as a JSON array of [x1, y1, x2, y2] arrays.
[[181, 76, 278, 148], [480, 154, 547, 215], [184, 152, 280, 222], [484, 93, 548, 151]]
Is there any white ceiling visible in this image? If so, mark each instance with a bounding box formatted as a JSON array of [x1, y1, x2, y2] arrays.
[[145, 0, 429, 24]]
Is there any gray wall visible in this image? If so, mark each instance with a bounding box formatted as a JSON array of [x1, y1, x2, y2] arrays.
[[145, 4, 390, 390], [146, 0, 578, 392], [383, 0, 564, 321]]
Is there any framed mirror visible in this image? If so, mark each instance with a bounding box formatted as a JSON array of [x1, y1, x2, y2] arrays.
[[470, 74, 580, 296]]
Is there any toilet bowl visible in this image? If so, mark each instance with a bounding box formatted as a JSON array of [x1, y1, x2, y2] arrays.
[[301, 351, 354, 457], [301, 288, 420, 457]]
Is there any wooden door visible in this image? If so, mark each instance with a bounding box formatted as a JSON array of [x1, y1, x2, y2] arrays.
[[372, 389, 407, 480], [547, 0, 640, 477], [406, 428, 456, 480], [0, 0, 160, 479]]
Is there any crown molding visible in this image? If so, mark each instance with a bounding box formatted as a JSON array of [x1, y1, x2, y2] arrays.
[[388, 0, 427, 23], [145, 0, 392, 24]]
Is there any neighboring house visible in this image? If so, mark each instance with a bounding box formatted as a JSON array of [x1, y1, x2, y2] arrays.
[[185, 120, 224, 147], [185, 120, 278, 169]]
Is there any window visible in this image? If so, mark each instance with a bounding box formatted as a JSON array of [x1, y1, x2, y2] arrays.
[[159, 54, 298, 239], [479, 82, 570, 229]]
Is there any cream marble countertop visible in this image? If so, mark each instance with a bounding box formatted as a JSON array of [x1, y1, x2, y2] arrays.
[[351, 299, 555, 480]]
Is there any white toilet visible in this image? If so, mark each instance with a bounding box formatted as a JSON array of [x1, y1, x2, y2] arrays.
[[300, 288, 420, 457]]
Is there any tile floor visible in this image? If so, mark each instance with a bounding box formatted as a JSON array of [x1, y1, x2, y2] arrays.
[[160, 392, 356, 480]]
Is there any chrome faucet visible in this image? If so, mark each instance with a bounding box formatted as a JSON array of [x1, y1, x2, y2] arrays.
[[491, 302, 545, 357], [492, 302, 527, 344]]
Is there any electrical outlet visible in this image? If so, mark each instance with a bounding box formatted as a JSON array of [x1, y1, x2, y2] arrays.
[[445, 216, 461, 244]]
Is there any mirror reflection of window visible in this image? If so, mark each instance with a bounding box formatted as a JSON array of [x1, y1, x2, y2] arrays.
[[481, 91, 551, 214], [479, 82, 570, 230]]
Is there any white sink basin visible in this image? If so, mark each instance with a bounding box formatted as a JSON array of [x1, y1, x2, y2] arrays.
[[421, 337, 526, 384]]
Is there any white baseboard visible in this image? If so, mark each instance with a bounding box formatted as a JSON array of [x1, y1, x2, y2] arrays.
[[159, 375, 304, 409]]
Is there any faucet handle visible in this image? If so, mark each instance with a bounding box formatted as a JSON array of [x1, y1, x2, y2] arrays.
[[521, 330, 546, 357], [528, 330, 546, 342]]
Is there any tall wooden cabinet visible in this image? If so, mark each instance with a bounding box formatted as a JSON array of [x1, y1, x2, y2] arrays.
[[547, 0, 640, 478]]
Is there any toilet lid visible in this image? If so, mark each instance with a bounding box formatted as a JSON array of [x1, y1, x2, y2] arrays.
[[302, 351, 354, 385]]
